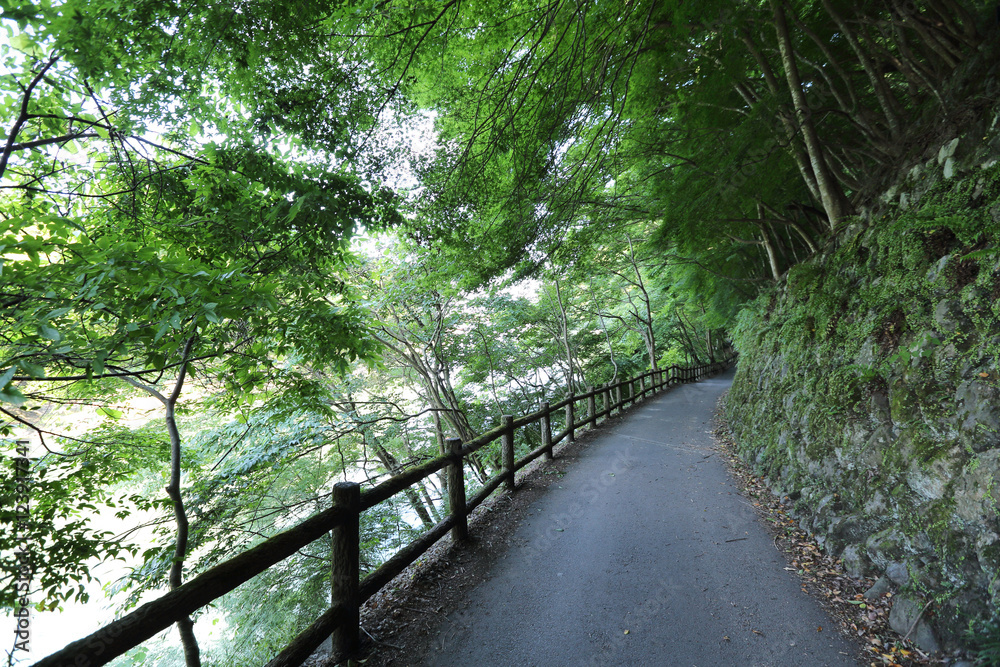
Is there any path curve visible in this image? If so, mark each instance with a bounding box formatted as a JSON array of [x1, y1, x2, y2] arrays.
[[419, 368, 862, 667]]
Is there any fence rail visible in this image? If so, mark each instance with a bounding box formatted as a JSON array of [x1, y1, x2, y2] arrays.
[[34, 355, 737, 667]]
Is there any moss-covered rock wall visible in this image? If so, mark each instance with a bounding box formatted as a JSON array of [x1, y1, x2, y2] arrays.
[[726, 120, 1000, 651]]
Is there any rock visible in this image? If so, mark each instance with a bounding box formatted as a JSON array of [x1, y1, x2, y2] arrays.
[[907, 467, 949, 501], [863, 491, 887, 517], [953, 452, 1000, 521], [865, 426, 893, 457], [955, 379, 1000, 436], [934, 299, 970, 334], [864, 576, 893, 600], [886, 561, 910, 585], [889, 596, 940, 653], [867, 530, 906, 570], [871, 392, 892, 426], [724, 160, 1000, 651], [840, 544, 868, 577], [972, 178, 986, 200], [926, 255, 950, 284], [938, 138, 960, 165], [828, 515, 866, 545], [815, 493, 839, 517]]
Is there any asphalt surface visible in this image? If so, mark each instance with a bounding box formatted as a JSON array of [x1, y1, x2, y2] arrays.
[[420, 368, 862, 667]]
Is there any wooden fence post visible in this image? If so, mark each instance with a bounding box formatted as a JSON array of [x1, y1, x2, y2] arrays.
[[541, 401, 553, 460], [446, 437, 468, 541], [587, 393, 596, 429], [502, 415, 515, 491], [604, 384, 612, 418], [331, 481, 360, 657], [566, 397, 575, 442]]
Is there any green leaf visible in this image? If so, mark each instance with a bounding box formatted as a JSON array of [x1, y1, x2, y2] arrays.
[[96, 407, 123, 420], [0, 386, 27, 407], [39, 325, 62, 341], [92, 353, 107, 376], [19, 362, 46, 379], [46, 307, 73, 320]]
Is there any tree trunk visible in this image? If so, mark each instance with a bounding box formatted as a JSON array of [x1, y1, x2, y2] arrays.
[[626, 235, 659, 371], [124, 336, 201, 667], [553, 280, 577, 395], [771, 0, 852, 229], [739, 31, 823, 205], [431, 410, 449, 501], [598, 313, 619, 383], [819, 0, 902, 138], [368, 434, 434, 528]]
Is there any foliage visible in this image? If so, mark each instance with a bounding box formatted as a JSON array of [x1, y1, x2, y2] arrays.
[[0, 434, 168, 609], [0, 0, 400, 625], [968, 616, 1000, 666]]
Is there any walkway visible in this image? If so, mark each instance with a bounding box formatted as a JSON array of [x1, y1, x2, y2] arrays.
[[419, 368, 861, 666]]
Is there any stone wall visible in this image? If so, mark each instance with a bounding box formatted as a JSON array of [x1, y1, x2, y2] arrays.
[[725, 108, 1000, 652]]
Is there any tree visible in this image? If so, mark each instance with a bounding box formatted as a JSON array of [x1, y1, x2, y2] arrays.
[[1, 13, 396, 665], [323, 0, 993, 330]]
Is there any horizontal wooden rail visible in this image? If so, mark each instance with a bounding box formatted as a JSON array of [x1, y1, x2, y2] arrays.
[[264, 604, 350, 667], [39, 354, 737, 667], [360, 454, 450, 511], [32, 504, 353, 667]]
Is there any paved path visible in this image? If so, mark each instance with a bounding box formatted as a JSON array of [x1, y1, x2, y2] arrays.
[[420, 369, 861, 667]]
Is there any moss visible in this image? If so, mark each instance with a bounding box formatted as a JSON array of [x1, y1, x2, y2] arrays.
[[727, 191, 1000, 648]]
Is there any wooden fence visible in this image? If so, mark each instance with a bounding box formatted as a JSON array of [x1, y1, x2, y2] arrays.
[[34, 355, 737, 667]]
